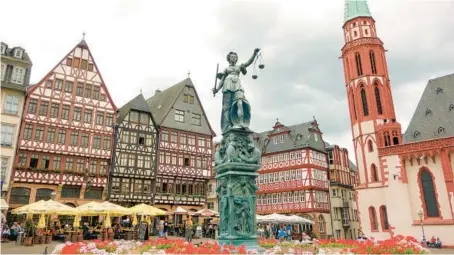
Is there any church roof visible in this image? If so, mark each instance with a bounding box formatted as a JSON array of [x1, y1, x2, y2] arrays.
[[254, 120, 327, 154], [344, 0, 372, 23], [403, 73, 454, 143], [117, 94, 154, 123]]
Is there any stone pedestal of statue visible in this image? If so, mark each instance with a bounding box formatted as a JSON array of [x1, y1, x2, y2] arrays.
[[214, 129, 261, 249]]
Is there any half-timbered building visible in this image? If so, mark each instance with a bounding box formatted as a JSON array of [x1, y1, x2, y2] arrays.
[[108, 94, 158, 206], [325, 142, 359, 239], [146, 78, 214, 216], [254, 120, 332, 238], [8, 39, 116, 208]]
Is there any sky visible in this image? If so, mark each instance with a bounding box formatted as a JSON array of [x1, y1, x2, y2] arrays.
[[1, 0, 453, 157]]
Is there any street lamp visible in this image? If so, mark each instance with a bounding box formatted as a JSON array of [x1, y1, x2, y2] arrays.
[[50, 191, 56, 200], [417, 209, 426, 243]]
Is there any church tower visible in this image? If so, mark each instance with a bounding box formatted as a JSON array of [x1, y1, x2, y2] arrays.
[[341, 0, 402, 234]]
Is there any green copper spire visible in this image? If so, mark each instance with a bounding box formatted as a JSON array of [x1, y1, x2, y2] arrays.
[[344, 0, 372, 23]]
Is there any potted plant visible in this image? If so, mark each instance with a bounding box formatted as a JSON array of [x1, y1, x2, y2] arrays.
[[24, 220, 35, 246], [45, 229, 53, 244]]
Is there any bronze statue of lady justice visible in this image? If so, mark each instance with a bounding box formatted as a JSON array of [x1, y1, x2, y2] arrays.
[[212, 48, 263, 134]]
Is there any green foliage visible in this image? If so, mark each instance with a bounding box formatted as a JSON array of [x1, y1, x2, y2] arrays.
[[24, 219, 36, 237]]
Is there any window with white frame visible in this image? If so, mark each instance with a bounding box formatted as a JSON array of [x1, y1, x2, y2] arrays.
[[0, 44, 5, 54], [1, 124, 15, 146], [273, 155, 277, 163], [1, 63, 5, 81], [174, 109, 184, 122], [278, 154, 283, 162], [285, 171, 289, 181], [272, 194, 277, 204], [296, 151, 301, 159], [288, 192, 293, 203], [284, 153, 288, 161], [14, 49, 23, 59], [296, 169, 301, 179], [283, 192, 287, 203], [293, 191, 298, 202], [279, 171, 283, 181], [4, 95, 20, 115], [273, 137, 277, 144], [290, 170, 296, 180], [274, 172, 278, 182], [280, 134, 284, 143], [300, 191, 305, 202], [290, 152, 294, 160], [11, 67, 25, 84], [1, 157, 8, 181]]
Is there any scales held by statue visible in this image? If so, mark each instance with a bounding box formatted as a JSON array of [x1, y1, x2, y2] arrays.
[[212, 48, 265, 249]]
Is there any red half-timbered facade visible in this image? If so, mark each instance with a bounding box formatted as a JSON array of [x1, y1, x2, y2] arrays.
[[8, 39, 116, 208], [146, 78, 214, 212], [254, 120, 332, 238]]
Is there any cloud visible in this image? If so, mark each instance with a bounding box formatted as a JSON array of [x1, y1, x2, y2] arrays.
[[1, 0, 452, 157]]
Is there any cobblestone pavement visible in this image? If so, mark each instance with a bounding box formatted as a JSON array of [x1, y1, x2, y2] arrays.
[[1, 238, 453, 254]]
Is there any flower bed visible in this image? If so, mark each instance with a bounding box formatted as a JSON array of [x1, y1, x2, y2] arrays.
[[316, 235, 428, 254], [52, 235, 428, 255], [52, 239, 248, 254]]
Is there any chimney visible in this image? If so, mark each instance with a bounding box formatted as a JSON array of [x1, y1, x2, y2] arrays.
[[155, 89, 162, 94]]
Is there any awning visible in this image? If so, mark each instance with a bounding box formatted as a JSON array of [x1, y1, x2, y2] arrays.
[[0, 198, 8, 210]]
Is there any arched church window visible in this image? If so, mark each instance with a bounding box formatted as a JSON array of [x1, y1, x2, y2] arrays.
[[392, 137, 399, 145], [384, 132, 391, 147], [368, 206, 378, 231], [351, 91, 357, 120], [374, 83, 383, 115], [367, 140, 373, 152], [355, 53, 363, 76], [420, 168, 440, 217], [371, 164, 378, 182], [360, 86, 369, 116], [369, 50, 377, 74], [380, 205, 389, 230]]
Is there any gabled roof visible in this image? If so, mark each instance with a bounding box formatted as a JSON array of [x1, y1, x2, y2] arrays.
[[27, 39, 117, 111], [146, 78, 215, 136], [403, 73, 454, 143], [117, 93, 155, 123], [146, 78, 189, 125], [344, 0, 372, 23], [254, 120, 327, 154]]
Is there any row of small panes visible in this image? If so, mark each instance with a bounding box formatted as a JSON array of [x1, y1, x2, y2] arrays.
[[257, 169, 327, 184], [257, 190, 329, 204]]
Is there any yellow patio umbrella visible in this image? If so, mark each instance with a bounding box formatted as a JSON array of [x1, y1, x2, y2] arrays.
[[75, 201, 102, 216], [73, 215, 80, 228], [12, 200, 77, 215], [37, 213, 46, 228], [99, 201, 131, 216], [129, 203, 167, 216], [104, 213, 111, 228], [132, 213, 138, 226]]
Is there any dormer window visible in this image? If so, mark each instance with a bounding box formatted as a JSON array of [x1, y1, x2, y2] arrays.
[[449, 104, 454, 111], [14, 49, 23, 59], [425, 109, 432, 116], [296, 134, 302, 141], [0, 44, 5, 55], [436, 88, 443, 94], [438, 127, 445, 134], [413, 131, 420, 138]]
